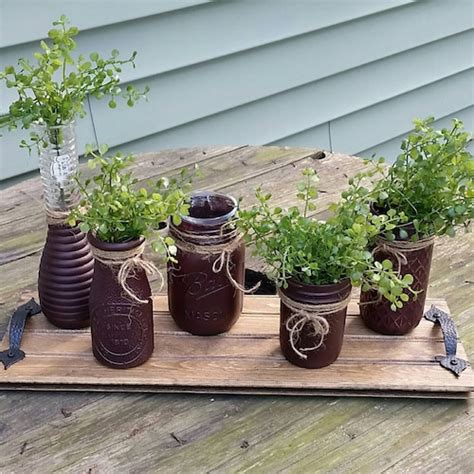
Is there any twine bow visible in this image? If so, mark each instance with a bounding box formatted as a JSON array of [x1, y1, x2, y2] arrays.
[[170, 226, 260, 294], [91, 241, 161, 304], [279, 290, 351, 359]]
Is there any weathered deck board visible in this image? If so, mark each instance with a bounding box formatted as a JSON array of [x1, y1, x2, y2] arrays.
[[0, 146, 473, 472]]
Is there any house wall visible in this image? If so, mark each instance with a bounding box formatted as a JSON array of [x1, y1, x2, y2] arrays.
[[1, 0, 473, 183]]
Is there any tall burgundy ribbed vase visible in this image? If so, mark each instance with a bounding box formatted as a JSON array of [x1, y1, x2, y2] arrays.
[[37, 122, 94, 329]]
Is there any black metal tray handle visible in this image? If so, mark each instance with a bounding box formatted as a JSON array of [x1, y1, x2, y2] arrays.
[[0, 298, 42, 370], [424, 305, 470, 377]]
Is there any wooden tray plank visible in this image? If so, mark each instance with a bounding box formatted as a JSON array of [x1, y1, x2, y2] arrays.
[[0, 296, 472, 398], [8, 329, 468, 362], [1, 357, 472, 392], [21, 298, 449, 340], [22, 313, 445, 340], [153, 295, 450, 315]]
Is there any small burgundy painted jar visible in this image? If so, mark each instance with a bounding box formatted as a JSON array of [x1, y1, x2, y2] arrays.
[[167, 191, 245, 336], [88, 234, 154, 368], [279, 278, 352, 369], [360, 227, 434, 335]]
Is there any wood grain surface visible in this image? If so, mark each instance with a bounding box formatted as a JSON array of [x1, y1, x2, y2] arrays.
[[0, 296, 473, 398], [1, 146, 473, 473]]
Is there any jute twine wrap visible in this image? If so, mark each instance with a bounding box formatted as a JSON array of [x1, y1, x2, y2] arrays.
[[170, 225, 260, 294], [91, 241, 161, 304], [279, 289, 351, 360], [359, 235, 435, 307], [372, 236, 435, 273], [45, 209, 70, 225]]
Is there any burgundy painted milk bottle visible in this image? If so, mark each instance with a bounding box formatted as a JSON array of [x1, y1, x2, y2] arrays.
[[88, 234, 154, 368]]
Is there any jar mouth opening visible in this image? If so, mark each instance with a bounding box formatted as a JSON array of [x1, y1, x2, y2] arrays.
[[282, 277, 352, 303], [87, 232, 144, 250], [182, 191, 237, 226], [286, 276, 352, 291]]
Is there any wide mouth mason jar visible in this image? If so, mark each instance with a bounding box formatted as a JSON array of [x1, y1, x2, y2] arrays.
[[280, 277, 352, 369], [167, 191, 245, 336]]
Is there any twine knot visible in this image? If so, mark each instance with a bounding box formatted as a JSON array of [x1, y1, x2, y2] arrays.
[[170, 226, 260, 294], [91, 241, 161, 304], [279, 289, 351, 359]]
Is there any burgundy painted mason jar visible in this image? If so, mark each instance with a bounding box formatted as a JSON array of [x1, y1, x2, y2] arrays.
[[360, 234, 434, 335], [168, 191, 245, 336], [88, 234, 154, 368], [280, 278, 352, 369]]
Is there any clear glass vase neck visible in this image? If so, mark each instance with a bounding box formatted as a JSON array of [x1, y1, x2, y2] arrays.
[[37, 121, 79, 215]]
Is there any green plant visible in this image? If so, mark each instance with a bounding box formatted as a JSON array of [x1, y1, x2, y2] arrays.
[[237, 168, 415, 310], [0, 15, 149, 152], [364, 117, 473, 240], [68, 145, 196, 262]]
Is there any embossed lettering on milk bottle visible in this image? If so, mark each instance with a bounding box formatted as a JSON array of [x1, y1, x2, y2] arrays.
[[93, 300, 150, 366], [168, 192, 245, 336]]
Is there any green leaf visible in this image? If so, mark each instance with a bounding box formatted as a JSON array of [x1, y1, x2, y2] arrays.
[[79, 222, 90, 233], [84, 143, 95, 155], [99, 143, 109, 155], [168, 245, 177, 256], [402, 274, 414, 285], [398, 228, 408, 240], [296, 182, 306, 192], [446, 226, 456, 238]]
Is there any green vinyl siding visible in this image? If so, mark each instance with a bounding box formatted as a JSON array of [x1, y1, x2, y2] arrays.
[[358, 106, 474, 161], [1, 0, 473, 183]]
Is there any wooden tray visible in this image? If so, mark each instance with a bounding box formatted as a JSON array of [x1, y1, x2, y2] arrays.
[[1, 296, 473, 399]]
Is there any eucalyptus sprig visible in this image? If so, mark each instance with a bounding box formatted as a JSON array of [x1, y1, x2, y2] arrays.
[[0, 15, 149, 152], [68, 145, 196, 262], [237, 168, 415, 310], [363, 117, 473, 240]]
